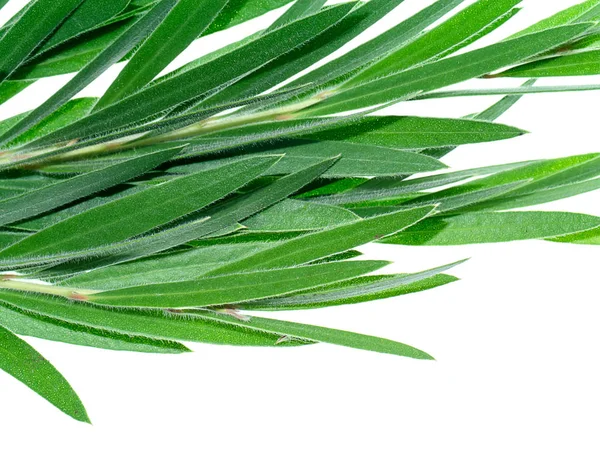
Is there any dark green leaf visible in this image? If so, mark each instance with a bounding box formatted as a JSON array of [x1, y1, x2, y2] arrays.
[[0, 0, 85, 83]]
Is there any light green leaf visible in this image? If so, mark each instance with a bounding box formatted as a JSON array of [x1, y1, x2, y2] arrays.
[[189, 309, 434, 359], [383, 211, 600, 245], [510, 0, 600, 38], [549, 226, 600, 245], [242, 199, 359, 231], [239, 260, 463, 310], [89, 260, 389, 308], [0, 323, 90, 423], [0, 290, 312, 347], [209, 206, 435, 274], [0, 302, 189, 354], [496, 49, 600, 77]]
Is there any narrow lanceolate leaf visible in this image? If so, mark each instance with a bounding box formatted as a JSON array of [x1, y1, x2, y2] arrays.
[[39, 157, 339, 277], [242, 199, 359, 231], [304, 116, 526, 149], [239, 261, 463, 310], [60, 243, 272, 290], [383, 212, 600, 245], [352, 0, 523, 84], [0, 0, 180, 147], [25, 4, 355, 149], [0, 324, 90, 423], [308, 23, 593, 115], [510, 0, 600, 38], [202, 0, 405, 108], [189, 310, 434, 360], [89, 260, 388, 308], [0, 145, 180, 227], [0, 98, 97, 148], [0, 302, 189, 354], [288, 0, 467, 87], [209, 206, 435, 274], [203, 140, 447, 178], [0, 156, 279, 266], [550, 226, 600, 245], [36, 0, 131, 56], [0, 290, 311, 348], [0, 0, 84, 83], [496, 50, 600, 77], [94, 0, 229, 110], [268, 0, 327, 30]]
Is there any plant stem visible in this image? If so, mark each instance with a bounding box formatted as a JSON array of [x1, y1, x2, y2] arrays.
[[0, 278, 99, 300]]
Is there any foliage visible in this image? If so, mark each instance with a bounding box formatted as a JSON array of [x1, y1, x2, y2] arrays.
[[0, 0, 599, 422]]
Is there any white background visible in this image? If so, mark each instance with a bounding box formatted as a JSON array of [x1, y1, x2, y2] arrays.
[[0, 1, 599, 448]]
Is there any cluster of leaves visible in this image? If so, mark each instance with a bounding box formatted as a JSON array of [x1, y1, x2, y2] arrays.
[[0, 0, 599, 423]]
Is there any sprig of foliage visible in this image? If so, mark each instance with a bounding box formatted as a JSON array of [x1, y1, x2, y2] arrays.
[[0, 0, 599, 422]]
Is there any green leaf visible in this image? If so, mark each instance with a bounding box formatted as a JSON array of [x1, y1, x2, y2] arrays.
[[315, 163, 528, 207], [0, 0, 180, 147], [308, 23, 593, 115], [36, 0, 131, 56], [415, 83, 600, 99], [510, 0, 600, 38], [209, 206, 435, 274], [94, 0, 228, 110], [288, 0, 466, 87], [388, 180, 530, 213], [0, 0, 85, 83], [0, 323, 90, 423], [0, 144, 180, 227], [188, 309, 434, 359], [0, 80, 32, 106], [39, 157, 339, 277], [305, 116, 526, 150], [383, 211, 600, 245], [496, 49, 600, 77], [352, 0, 522, 84], [0, 155, 280, 266], [0, 97, 96, 148], [89, 260, 389, 308], [201, 0, 405, 108], [26, 3, 356, 149], [0, 301, 189, 354], [202, 0, 293, 36], [549, 226, 600, 245], [239, 261, 463, 310], [242, 199, 359, 231], [267, 0, 327, 30], [60, 243, 271, 290], [187, 138, 447, 178], [0, 290, 312, 347]]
